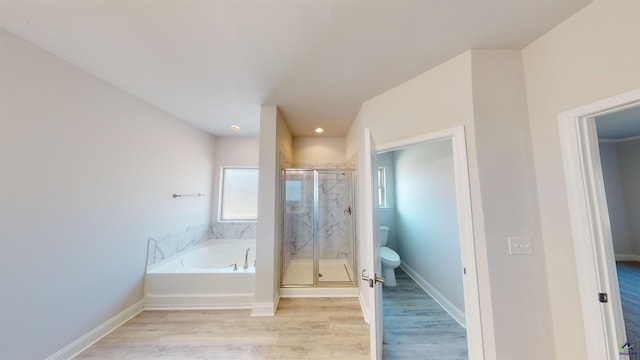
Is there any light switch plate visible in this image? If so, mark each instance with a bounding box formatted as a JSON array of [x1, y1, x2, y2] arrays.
[[508, 237, 534, 255]]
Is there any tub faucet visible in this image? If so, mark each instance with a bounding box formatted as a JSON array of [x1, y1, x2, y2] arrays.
[[244, 247, 250, 269]]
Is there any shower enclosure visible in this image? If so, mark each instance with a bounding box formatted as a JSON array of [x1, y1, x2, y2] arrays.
[[281, 169, 356, 287]]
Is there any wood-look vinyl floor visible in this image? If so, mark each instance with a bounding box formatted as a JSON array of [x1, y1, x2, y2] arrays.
[[76, 297, 369, 360], [383, 268, 468, 360]]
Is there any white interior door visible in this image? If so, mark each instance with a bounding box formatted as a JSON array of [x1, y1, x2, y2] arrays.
[[361, 128, 383, 360]]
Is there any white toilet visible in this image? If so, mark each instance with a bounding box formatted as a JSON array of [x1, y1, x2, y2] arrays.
[[379, 226, 401, 286]]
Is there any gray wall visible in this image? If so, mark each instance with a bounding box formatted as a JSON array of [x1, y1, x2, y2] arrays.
[[392, 139, 465, 312], [601, 139, 640, 255], [0, 30, 216, 359]]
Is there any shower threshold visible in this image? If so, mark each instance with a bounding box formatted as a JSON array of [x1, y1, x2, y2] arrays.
[[280, 260, 358, 297], [279, 286, 359, 297], [283, 259, 355, 284]]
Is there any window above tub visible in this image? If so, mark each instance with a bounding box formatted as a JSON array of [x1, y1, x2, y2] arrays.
[[219, 167, 259, 222]]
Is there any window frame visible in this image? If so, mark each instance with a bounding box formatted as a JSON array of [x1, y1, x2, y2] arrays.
[[218, 166, 259, 222], [377, 167, 388, 208]]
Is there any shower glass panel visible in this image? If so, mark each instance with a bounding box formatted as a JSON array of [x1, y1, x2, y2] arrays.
[[282, 170, 315, 286], [281, 169, 356, 287], [317, 171, 355, 284]]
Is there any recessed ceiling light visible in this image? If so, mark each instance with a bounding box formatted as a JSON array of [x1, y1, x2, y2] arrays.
[[230, 125, 240, 131], [314, 127, 324, 133]]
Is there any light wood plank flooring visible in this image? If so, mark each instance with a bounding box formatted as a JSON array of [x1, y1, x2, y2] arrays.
[[76, 297, 369, 360], [383, 268, 468, 359]]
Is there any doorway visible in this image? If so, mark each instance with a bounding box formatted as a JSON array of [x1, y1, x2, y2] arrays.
[[558, 88, 640, 359], [378, 138, 468, 358], [375, 126, 483, 359], [596, 105, 640, 359]]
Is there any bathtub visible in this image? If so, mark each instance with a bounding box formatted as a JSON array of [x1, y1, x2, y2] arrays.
[[144, 239, 256, 310]]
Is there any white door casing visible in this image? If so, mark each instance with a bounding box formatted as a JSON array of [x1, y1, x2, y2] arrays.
[[558, 88, 640, 359], [377, 125, 484, 359]]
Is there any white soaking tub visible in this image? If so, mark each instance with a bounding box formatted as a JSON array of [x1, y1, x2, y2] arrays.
[[144, 239, 256, 310]]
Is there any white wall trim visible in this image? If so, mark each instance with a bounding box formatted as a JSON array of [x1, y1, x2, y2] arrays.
[[615, 254, 640, 262], [251, 294, 280, 317], [558, 88, 640, 360], [401, 262, 466, 328], [599, 134, 640, 144], [46, 300, 143, 360], [377, 127, 458, 153]]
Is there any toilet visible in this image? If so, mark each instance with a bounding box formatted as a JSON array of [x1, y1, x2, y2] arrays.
[[379, 226, 401, 286]]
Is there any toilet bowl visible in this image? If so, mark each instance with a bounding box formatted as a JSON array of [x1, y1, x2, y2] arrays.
[[379, 226, 401, 286]]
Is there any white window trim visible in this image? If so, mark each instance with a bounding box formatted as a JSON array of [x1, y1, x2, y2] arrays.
[[218, 166, 259, 222], [377, 167, 388, 208]]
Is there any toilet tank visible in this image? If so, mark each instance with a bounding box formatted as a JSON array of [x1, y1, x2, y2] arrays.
[[379, 226, 390, 246]]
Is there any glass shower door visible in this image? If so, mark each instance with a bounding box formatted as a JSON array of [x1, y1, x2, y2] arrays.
[[282, 170, 314, 286], [317, 171, 356, 285]]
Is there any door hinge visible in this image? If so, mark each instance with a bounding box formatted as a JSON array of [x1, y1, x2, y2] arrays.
[[599, 292, 608, 303]]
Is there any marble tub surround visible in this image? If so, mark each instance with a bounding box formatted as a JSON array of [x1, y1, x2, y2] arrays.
[[146, 223, 257, 268], [146, 224, 209, 268], [209, 222, 256, 240]]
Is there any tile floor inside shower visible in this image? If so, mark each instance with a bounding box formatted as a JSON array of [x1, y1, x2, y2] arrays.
[[282, 259, 354, 284]]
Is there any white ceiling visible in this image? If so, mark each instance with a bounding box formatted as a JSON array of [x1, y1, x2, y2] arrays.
[[0, 0, 591, 137]]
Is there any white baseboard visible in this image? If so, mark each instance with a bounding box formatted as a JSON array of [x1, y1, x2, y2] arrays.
[[251, 294, 280, 317], [144, 293, 254, 310], [401, 262, 466, 328], [615, 254, 640, 262], [47, 299, 144, 360]]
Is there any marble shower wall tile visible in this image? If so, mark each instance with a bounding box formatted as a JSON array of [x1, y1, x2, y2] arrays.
[[282, 170, 356, 266], [317, 173, 354, 260], [291, 161, 355, 170], [285, 211, 314, 260]]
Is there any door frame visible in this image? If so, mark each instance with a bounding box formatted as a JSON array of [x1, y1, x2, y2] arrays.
[[377, 125, 484, 359], [558, 88, 640, 359]]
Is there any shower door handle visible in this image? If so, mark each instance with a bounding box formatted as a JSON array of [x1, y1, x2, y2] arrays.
[[361, 270, 385, 288]]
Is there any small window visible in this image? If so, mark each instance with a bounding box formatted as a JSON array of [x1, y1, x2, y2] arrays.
[[377, 167, 387, 207], [219, 167, 259, 221], [285, 180, 302, 202]]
